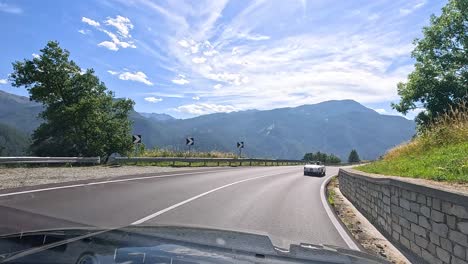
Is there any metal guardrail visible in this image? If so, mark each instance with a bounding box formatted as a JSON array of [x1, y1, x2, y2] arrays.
[[0, 157, 101, 165], [110, 157, 306, 166]]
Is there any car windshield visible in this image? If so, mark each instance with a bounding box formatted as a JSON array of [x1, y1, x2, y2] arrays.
[[1, 0, 466, 264]]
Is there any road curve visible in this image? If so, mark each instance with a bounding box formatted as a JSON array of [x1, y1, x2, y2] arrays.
[[0, 166, 348, 249]]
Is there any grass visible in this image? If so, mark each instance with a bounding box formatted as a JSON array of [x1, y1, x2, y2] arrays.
[[357, 100, 468, 183], [327, 188, 336, 207], [126, 148, 302, 167], [123, 160, 298, 167], [140, 148, 238, 159], [326, 176, 338, 207]]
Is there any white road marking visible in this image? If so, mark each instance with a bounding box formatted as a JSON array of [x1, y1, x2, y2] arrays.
[[320, 173, 361, 251], [131, 171, 288, 225], [0, 169, 235, 198]]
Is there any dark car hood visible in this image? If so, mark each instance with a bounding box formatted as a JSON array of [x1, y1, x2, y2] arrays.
[[0, 225, 388, 263]]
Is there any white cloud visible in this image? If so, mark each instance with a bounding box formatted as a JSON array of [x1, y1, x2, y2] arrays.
[[144, 92, 185, 98], [78, 29, 90, 35], [190, 44, 199, 54], [0, 79, 7, 84], [105, 15, 134, 38], [192, 96, 200, 100], [400, 1, 426, 16], [32, 53, 40, 59], [0, 3, 22, 14], [203, 50, 218, 56], [192, 57, 207, 64], [106, 0, 428, 115], [368, 14, 380, 21], [82, 16, 136, 51], [107, 70, 118, 75], [374, 108, 387, 114], [82, 17, 100, 27], [98, 41, 119, 51], [178, 39, 190, 48], [144, 97, 163, 103], [174, 103, 239, 115], [238, 33, 270, 41], [118, 71, 153, 86], [172, 75, 190, 85], [206, 72, 248, 86]]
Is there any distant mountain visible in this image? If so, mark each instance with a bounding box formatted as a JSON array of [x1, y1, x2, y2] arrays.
[[0, 90, 42, 133], [0, 123, 30, 155], [0, 90, 416, 160], [142, 100, 416, 160], [139, 112, 175, 121]]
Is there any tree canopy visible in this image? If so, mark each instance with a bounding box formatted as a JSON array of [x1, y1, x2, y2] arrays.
[[392, 0, 467, 128], [348, 149, 360, 163], [303, 151, 341, 164], [10, 41, 134, 160]]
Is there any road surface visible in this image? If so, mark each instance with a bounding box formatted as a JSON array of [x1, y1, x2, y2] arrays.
[[0, 166, 349, 249]]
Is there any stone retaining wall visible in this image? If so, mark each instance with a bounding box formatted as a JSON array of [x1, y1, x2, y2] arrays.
[[339, 168, 468, 264]]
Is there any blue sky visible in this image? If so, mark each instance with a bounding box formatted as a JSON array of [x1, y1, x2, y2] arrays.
[[0, 0, 446, 118]]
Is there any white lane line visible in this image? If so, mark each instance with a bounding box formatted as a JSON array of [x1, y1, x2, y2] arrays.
[[131, 171, 288, 225], [320, 173, 361, 251], [0, 169, 234, 198]]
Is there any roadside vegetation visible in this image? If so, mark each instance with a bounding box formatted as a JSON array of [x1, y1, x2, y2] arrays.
[[357, 0, 468, 183], [347, 149, 360, 163], [10, 41, 134, 162], [124, 147, 302, 167], [303, 151, 341, 164], [358, 101, 468, 182], [140, 147, 238, 159]]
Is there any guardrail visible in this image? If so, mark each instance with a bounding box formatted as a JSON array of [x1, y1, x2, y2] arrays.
[[0, 157, 101, 165], [110, 157, 306, 166]]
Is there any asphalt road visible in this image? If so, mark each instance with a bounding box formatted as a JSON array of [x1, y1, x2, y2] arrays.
[[0, 166, 349, 249]]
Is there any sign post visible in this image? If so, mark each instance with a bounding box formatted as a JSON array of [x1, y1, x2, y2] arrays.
[[237, 141, 244, 158], [132, 135, 142, 157], [186, 137, 194, 157]]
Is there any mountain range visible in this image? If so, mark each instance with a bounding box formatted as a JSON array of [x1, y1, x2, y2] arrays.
[[0, 90, 415, 160]]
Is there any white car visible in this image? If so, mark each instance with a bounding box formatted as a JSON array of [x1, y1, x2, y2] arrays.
[[304, 162, 326, 176]]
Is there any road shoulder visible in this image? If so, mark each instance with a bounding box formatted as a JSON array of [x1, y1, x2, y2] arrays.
[[0, 166, 231, 194]]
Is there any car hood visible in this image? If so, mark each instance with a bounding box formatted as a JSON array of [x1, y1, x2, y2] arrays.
[[0, 225, 387, 263]]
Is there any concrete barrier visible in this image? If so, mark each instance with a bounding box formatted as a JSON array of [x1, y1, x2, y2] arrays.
[[339, 168, 468, 264]]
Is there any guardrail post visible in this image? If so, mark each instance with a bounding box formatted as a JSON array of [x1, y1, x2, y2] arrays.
[[217, 161, 220, 166], [228, 161, 231, 166], [240, 161, 242, 166], [204, 161, 207, 166], [249, 161, 252, 166]]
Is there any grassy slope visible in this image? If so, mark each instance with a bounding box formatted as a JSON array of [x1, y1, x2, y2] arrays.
[[358, 142, 468, 182], [357, 102, 468, 183]]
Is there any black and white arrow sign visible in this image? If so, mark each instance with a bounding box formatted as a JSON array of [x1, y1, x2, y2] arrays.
[[186, 137, 194, 146], [237, 141, 244, 148], [132, 135, 142, 144]]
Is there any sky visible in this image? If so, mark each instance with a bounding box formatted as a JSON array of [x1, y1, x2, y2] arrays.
[[0, 0, 446, 119]]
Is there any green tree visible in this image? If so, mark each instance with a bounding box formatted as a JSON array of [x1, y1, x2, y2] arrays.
[[10, 41, 134, 161], [303, 151, 341, 164], [326, 154, 341, 164], [348, 149, 360, 163], [392, 0, 468, 129]]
